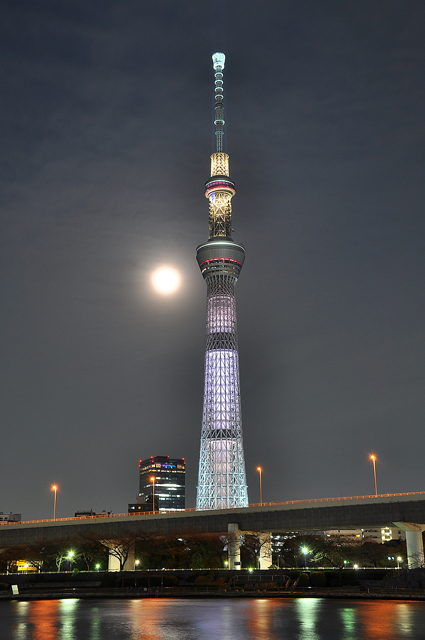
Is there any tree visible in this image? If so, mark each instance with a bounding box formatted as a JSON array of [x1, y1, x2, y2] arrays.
[[241, 533, 273, 569], [51, 543, 81, 572], [102, 533, 138, 571], [135, 531, 175, 569], [272, 534, 323, 568], [20, 541, 48, 572], [29, 537, 83, 572], [357, 540, 395, 568], [181, 532, 228, 568], [76, 533, 108, 571], [0, 546, 24, 573], [312, 536, 361, 568]]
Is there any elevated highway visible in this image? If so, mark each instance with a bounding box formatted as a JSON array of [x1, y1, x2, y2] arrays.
[[1, 492, 424, 568]]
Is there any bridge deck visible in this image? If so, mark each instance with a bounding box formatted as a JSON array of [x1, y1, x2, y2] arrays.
[[1, 492, 424, 547]]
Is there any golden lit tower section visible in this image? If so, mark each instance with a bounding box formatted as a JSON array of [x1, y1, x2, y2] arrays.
[[196, 53, 249, 510]]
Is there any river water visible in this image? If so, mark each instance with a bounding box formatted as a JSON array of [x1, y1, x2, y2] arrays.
[[1, 597, 425, 639]]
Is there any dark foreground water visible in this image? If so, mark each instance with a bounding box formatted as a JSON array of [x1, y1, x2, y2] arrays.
[[1, 598, 425, 640]]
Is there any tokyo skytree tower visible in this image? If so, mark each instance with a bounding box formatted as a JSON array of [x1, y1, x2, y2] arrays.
[[196, 53, 249, 510]]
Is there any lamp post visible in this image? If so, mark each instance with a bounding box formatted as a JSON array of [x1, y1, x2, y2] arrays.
[[257, 467, 263, 505], [51, 484, 58, 520], [67, 551, 74, 572], [302, 547, 309, 568], [369, 454, 378, 496], [397, 556, 402, 569], [150, 476, 156, 513]]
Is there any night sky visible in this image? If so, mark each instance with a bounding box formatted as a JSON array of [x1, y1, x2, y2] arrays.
[[1, 1, 424, 520]]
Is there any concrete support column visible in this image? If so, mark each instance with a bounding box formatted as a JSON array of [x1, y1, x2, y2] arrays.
[[123, 544, 135, 571], [104, 542, 136, 571], [228, 523, 241, 570], [258, 533, 272, 570], [108, 552, 121, 572], [393, 522, 425, 568]]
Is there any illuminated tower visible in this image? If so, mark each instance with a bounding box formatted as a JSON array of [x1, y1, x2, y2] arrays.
[[196, 53, 249, 510]]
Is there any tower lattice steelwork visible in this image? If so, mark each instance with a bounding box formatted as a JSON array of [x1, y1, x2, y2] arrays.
[[196, 53, 249, 510]]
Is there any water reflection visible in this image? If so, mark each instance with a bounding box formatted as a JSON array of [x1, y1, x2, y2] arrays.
[[11, 601, 30, 640], [3, 597, 425, 640], [340, 605, 357, 639], [396, 602, 415, 637], [294, 599, 322, 639], [59, 599, 79, 640], [89, 607, 101, 640], [358, 601, 401, 640], [127, 599, 169, 640], [28, 600, 60, 640]]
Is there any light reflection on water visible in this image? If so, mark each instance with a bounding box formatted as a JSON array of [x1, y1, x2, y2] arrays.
[[2, 598, 425, 640], [397, 602, 415, 637], [295, 599, 322, 639], [28, 599, 60, 640], [339, 605, 357, 639]]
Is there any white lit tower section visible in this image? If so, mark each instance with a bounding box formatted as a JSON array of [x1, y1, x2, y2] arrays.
[[196, 53, 249, 510]]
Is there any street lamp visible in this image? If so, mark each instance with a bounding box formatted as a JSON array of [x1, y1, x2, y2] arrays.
[[397, 556, 402, 569], [302, 547, 309, 568], [51, 484, 58, 520], [257, 467, 263, 505], [67, 551, 74, 571], [369, 454, 378, 496], [150, 476, 156, 513]]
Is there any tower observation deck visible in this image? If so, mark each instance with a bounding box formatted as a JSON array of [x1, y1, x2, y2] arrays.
[[196, 53, 249, 510]]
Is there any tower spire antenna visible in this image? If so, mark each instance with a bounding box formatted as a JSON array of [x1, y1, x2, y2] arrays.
[[196, 54, 249, 513], [212, 52, 226, 152], [202, 52, 236, 239]]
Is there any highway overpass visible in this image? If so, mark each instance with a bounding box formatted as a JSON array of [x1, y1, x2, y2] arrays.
[[1, 492, 424, 568]]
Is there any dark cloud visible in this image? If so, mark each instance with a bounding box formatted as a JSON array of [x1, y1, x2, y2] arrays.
[[1, 1, 424, 519]]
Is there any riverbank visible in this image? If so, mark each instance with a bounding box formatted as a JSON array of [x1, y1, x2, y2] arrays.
[[2, 568, 425, 601], [1, 587, 425, 601]]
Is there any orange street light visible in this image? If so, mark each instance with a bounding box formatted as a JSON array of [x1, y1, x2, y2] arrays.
[[257, 467, 263, 505], [51, 484, 58, 520], [370, 454, 378, 496], [150, 476, 156, 513]]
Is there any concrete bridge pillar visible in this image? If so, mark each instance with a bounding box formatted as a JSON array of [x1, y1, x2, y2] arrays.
[[108, 552, 121, 572], [124, 544, 135, 570], [393, 522, 425, 568], [104, 542, 135, 571], [228, 523, 241, 570], [258, 533, 272, 570]]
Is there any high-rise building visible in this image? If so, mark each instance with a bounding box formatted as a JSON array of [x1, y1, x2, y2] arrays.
[[196, 53, 249, 510], [136, 456, 185, 512]]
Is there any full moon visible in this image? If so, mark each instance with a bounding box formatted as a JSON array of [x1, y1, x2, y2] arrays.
[[151, 267, 181, 295]]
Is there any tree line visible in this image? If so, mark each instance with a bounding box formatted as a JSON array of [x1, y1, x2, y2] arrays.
[[0, 530, 406, 573]]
